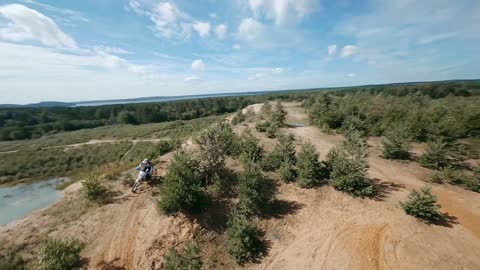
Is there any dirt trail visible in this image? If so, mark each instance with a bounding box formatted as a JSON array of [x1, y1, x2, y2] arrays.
[[47, 138, 172, 150], [245, 102, 480, 270]]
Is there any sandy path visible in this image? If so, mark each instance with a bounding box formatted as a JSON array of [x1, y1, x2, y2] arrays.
[[247, 102, 480, 270]]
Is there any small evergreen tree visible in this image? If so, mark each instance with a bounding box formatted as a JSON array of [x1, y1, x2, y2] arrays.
[[265, 124, 278, 138], [296, 141, 322, 188], [271, 101, 287, 128], [239, 159, 275, 215], [195, 124, 227, 186], [419, 139, 451, 170], [383, 125, 411, 160], [278, 157, 296, 182], [329, 131, 376, 197], [159, 151, 209, 215], [238, 130, 264, 163], [401, 186, 442, 222], [261, 134, 296, 171], [260, 101, 272, 119], [231, 110, 246, 125], [164, 242, 203, 270], [225, 212, 262, 265]]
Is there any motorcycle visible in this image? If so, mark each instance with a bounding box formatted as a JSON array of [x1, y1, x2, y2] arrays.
[[132, 168, 153, 193]]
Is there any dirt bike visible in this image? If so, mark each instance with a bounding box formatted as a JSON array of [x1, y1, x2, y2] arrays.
[[132, 169, 153, 193]]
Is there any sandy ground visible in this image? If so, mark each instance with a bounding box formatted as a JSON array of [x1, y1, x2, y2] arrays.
[[1, 102, 479, 270]]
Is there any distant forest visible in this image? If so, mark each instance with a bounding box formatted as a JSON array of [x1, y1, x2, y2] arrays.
[[1, 80, 479, 141]]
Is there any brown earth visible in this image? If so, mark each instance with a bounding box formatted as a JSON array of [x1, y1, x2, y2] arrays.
[[1, 102, 479, 270]]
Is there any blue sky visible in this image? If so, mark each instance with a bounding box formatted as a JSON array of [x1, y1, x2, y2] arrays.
[[0, 0, 479, 104]]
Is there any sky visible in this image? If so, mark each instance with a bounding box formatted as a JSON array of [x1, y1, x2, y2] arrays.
[[0, 0, 479, 104]]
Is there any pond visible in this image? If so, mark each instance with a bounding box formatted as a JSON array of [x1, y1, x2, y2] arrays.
[[0, 178, 67, 226]]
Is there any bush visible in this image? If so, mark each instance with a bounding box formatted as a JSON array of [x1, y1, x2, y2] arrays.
[[261, 134, 296, 172], [225, 212, 262, 265], [232, 110, 246, 125], [401, 186, 442, 222], [255, 122, 269, 133], [195, 124, 227, 186], [238, 130, 264, 163], [296, 141, 322, 188], [278, 158, 296, 182], [265, 124, 278, 138], [271, 101, 287, 128], [260, 101, 272, 119], [147, 140, 176, 160], [39, 239, 84, 270], [159, 151, 210, 215], [419, 139, 451, 169], [220, 122, 240, 157], [0, 251, 25, 270], [239, 159, 275, 215], [329, 131, 376, 197], [164, 242, 203, 270], [81, 174, 108, 202], [383, 125, 411, 160]]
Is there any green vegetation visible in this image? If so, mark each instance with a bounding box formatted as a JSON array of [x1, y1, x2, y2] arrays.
[[401, 186, 442, 222], [81, 174, 108, 202], [0, 251, 25, 270], [164, 242, 203, 270], [239, 159, 275, 216], [429, 167, 480, 193], [231, 110, 246, 125], [256, 101, 287, 138], [0, 116, 220, 185], [158, 151, 210, 215], [278, 158, 296, 182], [238, 130, 264, 162], [225, 212, 262, 265], [328, 131, 376, 197], [38, 239, 84, 270], [296, 141, 323, 188], [195, 123, 228, 186], [261, 134, 296, 171], [383, 125, 411, 160]]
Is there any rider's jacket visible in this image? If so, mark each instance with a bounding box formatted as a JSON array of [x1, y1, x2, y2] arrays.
[[137, 162, 153, 174]]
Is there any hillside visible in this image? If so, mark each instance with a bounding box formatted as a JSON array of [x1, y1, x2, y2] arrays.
[[1, 102, 479, 269]]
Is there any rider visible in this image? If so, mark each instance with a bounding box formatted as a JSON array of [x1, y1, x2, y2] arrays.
[[136, 158, 154, 179]]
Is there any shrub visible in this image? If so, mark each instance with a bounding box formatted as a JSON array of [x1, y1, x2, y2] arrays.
[[164, 242, 203, 270], [265, 124, 278, 138], [271, 101, 287, 128], [159, 151, 210, 215], [261, 134, 296, 172], [255, 122, 269, 133], [225, 212, 262, 265], [81, 174, 108, 202], [147, 140, 176, 160], [239, 159, 275, 215], [220, 122, 240, 157], [238, 130, 264, 163], [0, 251, 25, 270], [382, 125, 411, 160], [329, 131, 376, 197], [401, 186, 442, 222], [419, 139, 451, 170], [296, 141, 322, 188], [195, 124, 227, 186], [232, 110, 246, 125], [260, 101, 272, 119], [278, 158, 296, 182], [39, 239, 84, 270]]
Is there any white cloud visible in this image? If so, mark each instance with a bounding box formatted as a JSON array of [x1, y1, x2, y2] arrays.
[[347, 73, 356, 77], [248, 67, 284, 80], [93, 46, 131, 55], [233, 44, 241, 50], [129, 0, 213, 39], [328, 44, 337, 56], [191, 59, 206, 72], [340, 45, 358, 58], [193, 21, 210, 37], [19, 0, 89, 22], [237, 18, 264, 42], [247, 0, 319, 25], [184, 75, 200, 82], [0, 4, 77, 48], [215, 24, 227, 40]]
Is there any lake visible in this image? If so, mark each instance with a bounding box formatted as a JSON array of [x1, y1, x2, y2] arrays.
[[0, 178, 66, 226]]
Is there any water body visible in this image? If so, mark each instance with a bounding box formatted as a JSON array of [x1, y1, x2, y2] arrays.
[[0, 178, 66, 226]]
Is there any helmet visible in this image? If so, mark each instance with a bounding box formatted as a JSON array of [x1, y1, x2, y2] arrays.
[[142, 158, 149, 164]]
